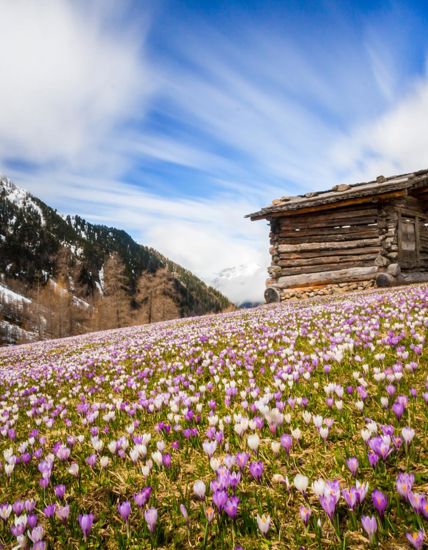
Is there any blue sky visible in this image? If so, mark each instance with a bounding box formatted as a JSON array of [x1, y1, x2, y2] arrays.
[[1, 0, 428, 302]]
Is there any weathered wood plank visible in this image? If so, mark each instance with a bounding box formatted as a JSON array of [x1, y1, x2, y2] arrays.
[[278, 207, 378, 224], [277, 260, 375, 276], [278, 246, 381, 259], [275, 266, 378, 288], [277, 228, 379, 243], [277, 253, 377, 268], [278, 224, 378, 236], [279, 215, 378, 230], [277, 238, 380, 253]]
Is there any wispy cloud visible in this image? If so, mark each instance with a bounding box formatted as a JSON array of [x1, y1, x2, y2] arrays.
[[0, 0, 154, 173]]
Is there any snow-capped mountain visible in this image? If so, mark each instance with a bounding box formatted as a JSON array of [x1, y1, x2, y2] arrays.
[[211, 263, 266, 306], [0, 176, 232, 344]]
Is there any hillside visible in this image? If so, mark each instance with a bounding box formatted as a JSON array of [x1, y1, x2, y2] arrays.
[[0, 176, 231, 344], [0, 285, 426, 548]]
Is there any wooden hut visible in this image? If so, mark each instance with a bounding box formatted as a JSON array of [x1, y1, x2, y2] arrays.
[[246, 169, 428, 302]]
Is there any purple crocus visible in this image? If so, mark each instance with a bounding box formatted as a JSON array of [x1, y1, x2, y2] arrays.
[[144, 508, 158, 532], [372, 489, 388, 517], [280, 434, 292, 454], [162, 453, 172, 468], [319, 494, 337, 519], [12, 501, 24, 515], [54, 485, 66, 499], [346, 457, 358, 477], [342, 488, 358, 510], [396, 472, 414, 498], [118, 501, 131, 522], [56, 505, 70, 522], [212, 489, 228, 511], [299, 505, 311, 526], [235, 452, 249, 470], [406, 530, 425, 549], [361, 515, 377, 542], [78, 513, 94, 540], [392, 401, 404, 420], [224, 496, 240, 519], [43, 504, 56, 518], [134, 487, 152, 507], [248, 461, 264, 481]]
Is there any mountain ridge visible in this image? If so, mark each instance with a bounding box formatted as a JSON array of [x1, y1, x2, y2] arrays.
[[0, 176, 232, 344]]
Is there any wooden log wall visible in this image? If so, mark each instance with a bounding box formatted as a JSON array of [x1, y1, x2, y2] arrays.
[[267, 204, 382, 290]]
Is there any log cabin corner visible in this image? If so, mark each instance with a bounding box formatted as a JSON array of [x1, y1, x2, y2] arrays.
[[246, 169, 428, 303]]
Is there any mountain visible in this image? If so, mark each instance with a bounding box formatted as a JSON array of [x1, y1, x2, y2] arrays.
[[0, 176, 232, 345], [211, 263, 266, 306]]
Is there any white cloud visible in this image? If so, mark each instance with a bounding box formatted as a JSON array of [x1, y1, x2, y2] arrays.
[[329, 76, 428, 182], [0, 0, 154, 171]]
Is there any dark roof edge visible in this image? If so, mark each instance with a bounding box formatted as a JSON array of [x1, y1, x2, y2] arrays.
[[246, 169, 428, 221]]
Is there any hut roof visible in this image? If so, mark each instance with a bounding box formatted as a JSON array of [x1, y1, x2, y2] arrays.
[[246, 169, 428, 220]]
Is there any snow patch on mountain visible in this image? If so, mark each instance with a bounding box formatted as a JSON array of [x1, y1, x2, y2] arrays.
[[0, 283, 31, 305], [0, 176, 45, 225], [211, 263, 266, 306]]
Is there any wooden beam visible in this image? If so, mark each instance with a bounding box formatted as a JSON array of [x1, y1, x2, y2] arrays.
[[260, 190, 408, 219], [275, 266, 378, 289], [277, 238, 380, 253], [376, 271, 428, 287], [277, 259, 375, 276], [278, 253, 378, 268]]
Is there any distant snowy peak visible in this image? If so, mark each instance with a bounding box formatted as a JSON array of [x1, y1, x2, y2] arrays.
[[211, 263, 266, 306], [0, 176, 45, 225], [214, 263, 264, 281]]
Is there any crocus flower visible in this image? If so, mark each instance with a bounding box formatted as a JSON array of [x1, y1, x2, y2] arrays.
[[299, 506, 311, 526], [342, 488, 358, 510], [144, 508, 158, 532], [396, 473, 414, 498], [320, 494, 337, 519], [54, 485, 66, 499], [408, 492, 424, 514], [402, 427, 415, 445], [247, 433, 260, 452], [212, 489, 228, 511], [0, 503, 12, 520], [294, 474, 309, 493], [205, 506, 215, 523], [256, 513, 271, 535], [56, 505, 70, 522], [43, 504, 56, 518], [406, 530, 424, 549], [180, 504, 188, 522], [28, 525, 44, 544], [372, 489, 388, 517], [118, 501, 131, 522], [193, 480, 206, 499], [346, 457, 358, 477], [361, 515, 377, 542], [280, 434, 292, 454], [28, 514, 38, 528], [224, 496, 240, 519], [78, 514, 94, 540], [249, 461, 264, 481], [134, 487, 151, 507], [236, 452, 249, 470]]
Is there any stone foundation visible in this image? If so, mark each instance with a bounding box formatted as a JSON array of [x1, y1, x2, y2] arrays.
[[277, 279, 375, 301]]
